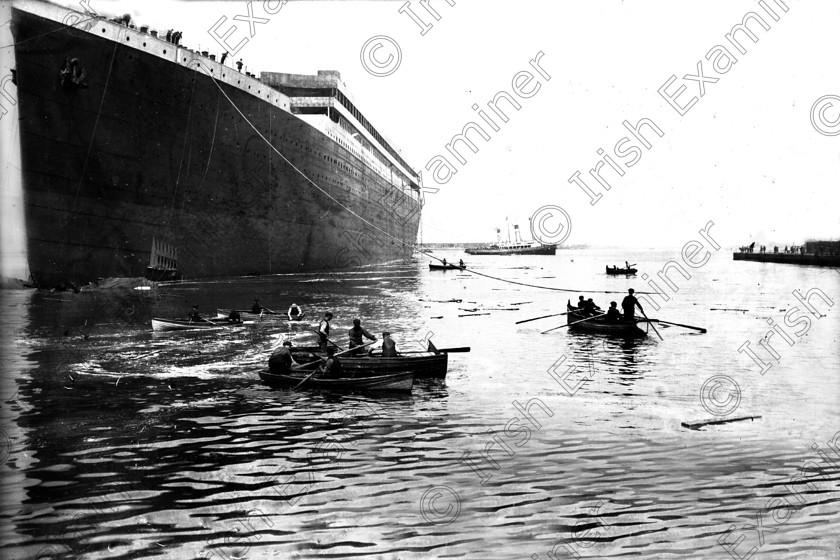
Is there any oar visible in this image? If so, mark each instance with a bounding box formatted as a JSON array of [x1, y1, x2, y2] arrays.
[[637, 304, 663, 341], [291, 340, 377, 388], [399, 347, 471, 353], [310, 329, 342, 349], [542, 313, 606, 334], [644, 319, 706, 333], [515, 312, 570, 325]]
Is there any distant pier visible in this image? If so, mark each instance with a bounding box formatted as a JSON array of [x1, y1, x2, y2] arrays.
[[733, 252, 840, 267]]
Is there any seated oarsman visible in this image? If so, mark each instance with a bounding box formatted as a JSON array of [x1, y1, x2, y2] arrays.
[[381, 332, 398, 357], [348, 318, 376, 355], [251, 299, 263, 314], [583, 298, 602, 317], [459, 259, 465, 267], [287, 303, 301, 320], [319, 347, 343, 379], [268, 340, 298, 374], [188, 305, 202, 322], [605, 302, 622, 321], [576, 295, 586, 311], [228, 309, 241, 323]]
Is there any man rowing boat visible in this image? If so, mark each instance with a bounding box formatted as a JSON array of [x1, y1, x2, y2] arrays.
[[268, 340, 299, 374], [287, 303, 302, 320], [251, 299, 263, 314], [606, 301, 622, 321], [583, 298, 601, 316], [348, 319, 376, 356], [381, 331, 398, 357]]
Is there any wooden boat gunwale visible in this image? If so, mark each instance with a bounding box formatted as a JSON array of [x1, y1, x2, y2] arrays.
[[258, 370, 415, 392], [565, 303, 647, 337]]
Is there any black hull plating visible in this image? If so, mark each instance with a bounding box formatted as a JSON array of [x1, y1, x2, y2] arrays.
[[11, 7, 421, 287]]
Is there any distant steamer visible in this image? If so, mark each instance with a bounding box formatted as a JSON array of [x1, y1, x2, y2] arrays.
[[5, 0, 422, 288], [465, 223, 556, 256]]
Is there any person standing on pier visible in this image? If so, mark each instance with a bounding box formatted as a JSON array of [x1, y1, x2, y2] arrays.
[[621, 289, 642, 321], [318, 312, 333, 351], [348, 319, 376, 355]]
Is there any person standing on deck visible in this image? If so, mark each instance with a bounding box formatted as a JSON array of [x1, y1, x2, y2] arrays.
[[348, 319, 376, 355], [381, 332, 398, 357], [318, 312, 333, 351], [268, 341, 298, 374], [621, 288, 642, 321]]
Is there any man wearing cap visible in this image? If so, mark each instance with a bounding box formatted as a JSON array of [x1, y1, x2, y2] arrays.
[[381, 332, 398, 357], [269, 340, 298, 374], [348, 319, 376, 356], [621, 288, 642, 321]]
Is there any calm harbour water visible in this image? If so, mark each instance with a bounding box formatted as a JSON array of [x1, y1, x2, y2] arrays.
[[0, 248, 838, 559]]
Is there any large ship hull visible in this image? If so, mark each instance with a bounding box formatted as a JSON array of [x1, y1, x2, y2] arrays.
[[8, 3, 420, 288]]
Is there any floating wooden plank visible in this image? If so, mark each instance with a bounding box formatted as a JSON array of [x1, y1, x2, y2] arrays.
[[681, 416, 762, 430]]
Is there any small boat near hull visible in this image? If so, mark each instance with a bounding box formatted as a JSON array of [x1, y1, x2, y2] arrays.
[[565, 304, 647, 337], [429, 263, 465, 271], [259, 370, 414, 392], [151, 318, 245, 331]]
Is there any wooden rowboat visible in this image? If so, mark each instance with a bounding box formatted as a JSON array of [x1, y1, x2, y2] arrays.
[[151, 317, 247, 331], [290, 348, 449, 379], [258, 370, 414, 392], [565, 303, 646, 337], [216, 309, 306, 321], [605, 265, 637, 275], [429, 263, 465, 271]]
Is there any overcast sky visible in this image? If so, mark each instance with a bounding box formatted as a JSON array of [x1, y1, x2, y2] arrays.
[[47, 0, 840, 247]]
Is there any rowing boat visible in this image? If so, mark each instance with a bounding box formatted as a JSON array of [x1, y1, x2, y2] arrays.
[[151, 317, 246, 332], [216, 309, 306, 321], [605, 265, 637, 275], [258, 370, 414, 392], [565, 303, 647, 336], [290, 348, 449, 379], [429, 263, 465, 270]]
